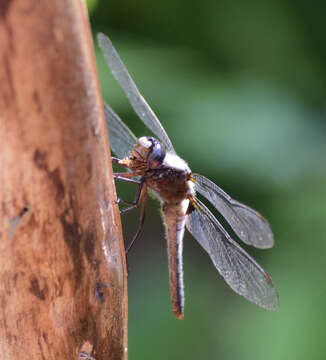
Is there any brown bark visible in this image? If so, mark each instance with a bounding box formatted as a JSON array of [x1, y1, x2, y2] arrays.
[[0, 1, 127, 359]]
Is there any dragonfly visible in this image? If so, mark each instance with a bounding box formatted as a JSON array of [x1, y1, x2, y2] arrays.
[[98, 33, 279, 319]]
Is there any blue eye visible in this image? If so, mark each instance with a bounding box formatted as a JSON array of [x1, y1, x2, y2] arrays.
[[148, 140, 165, 168]]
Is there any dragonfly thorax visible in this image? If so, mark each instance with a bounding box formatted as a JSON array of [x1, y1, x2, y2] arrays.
[[162, 152, 191, 173]]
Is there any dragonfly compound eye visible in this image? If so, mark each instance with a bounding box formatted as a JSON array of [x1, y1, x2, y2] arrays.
[[148, 140, 165, 168]]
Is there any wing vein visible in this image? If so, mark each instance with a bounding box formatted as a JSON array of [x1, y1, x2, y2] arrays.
[[98, 33, 175, 153], [186, 198, 278, 310]]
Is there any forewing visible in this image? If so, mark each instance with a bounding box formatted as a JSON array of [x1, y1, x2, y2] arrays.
[[186, 198, 278, 310], [193, 174, 274, 249], [104, 102, 137, 159], [98, 33, 175, 153]]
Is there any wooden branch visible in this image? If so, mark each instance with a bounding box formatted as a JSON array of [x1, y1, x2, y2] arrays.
[[0, 1, 128, 359]]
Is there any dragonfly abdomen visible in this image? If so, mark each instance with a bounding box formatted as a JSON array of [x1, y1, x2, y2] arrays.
[[162, 200, 189, 319]]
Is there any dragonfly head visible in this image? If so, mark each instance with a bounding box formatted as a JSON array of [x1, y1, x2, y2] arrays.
[[137, 136, 166, 169]]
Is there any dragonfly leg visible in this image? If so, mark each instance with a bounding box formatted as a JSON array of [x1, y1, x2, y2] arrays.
[[114, 173, 147, 256], [114, 174, 141, 185], [113, 171, 141, 178], [112, 157, 121, 164], [115, 177, 145, 213], [114, 175, 141, 207], [125, 186, 147, 254]]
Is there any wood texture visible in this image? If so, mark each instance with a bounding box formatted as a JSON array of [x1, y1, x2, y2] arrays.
[[0, 1, 127, 359]]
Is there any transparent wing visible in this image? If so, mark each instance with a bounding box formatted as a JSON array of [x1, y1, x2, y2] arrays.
[[98, 33, 175, 153], [104, 102, 137, 159], [186, 198, 278, 310], [193, 174, 274, 249]]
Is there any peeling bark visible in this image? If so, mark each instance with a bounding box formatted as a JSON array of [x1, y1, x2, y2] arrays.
[[0, 1, 127, 359]]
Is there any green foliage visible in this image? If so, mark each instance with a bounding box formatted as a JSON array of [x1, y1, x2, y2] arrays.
[[91, 1, 326, 359]]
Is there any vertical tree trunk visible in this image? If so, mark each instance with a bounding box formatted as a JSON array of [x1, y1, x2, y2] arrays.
[[0, 1, 127, 359]]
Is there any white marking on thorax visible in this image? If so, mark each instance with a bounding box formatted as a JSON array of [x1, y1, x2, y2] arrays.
[[163, 152, 190, 172], [186, 179, 195, 196], [138, 136, 152, 148]]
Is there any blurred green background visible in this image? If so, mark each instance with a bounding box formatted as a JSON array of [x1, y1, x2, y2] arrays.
[[88, 1, 326, 359]]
